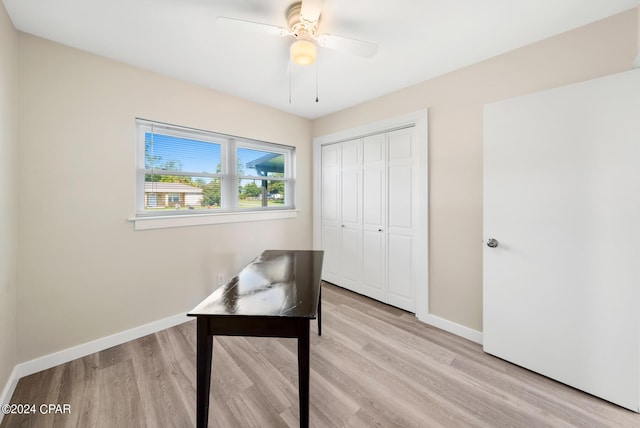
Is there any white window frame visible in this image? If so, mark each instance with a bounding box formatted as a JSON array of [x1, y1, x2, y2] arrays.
[[132, 119, 297, 230]]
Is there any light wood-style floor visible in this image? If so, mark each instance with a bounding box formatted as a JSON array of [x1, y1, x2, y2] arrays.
[[3, 283, 639, 427]]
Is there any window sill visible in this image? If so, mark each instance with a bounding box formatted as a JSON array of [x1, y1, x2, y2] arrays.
[[130, 209, 298, 231]]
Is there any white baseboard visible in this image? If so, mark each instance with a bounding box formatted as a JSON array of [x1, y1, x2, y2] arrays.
[[0, 365, 20, 424], [0, 311, 192, 419], [418, 313, 483, 345]]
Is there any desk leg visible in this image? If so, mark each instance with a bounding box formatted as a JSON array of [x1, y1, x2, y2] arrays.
[[197, 317, 213, 428], [297, 318, 310, 428], [318, 287, 322, 336]]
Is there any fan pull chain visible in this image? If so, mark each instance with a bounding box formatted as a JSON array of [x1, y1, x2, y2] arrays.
[[288, 62, 292, 104], [315, 59, 319, 103]]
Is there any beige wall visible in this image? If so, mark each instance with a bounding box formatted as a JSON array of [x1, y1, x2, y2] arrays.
[[637, 7, 640, 62], [313, 9, 639, 331], [16, 34, 313, 361], [0, 1, 18, 394]]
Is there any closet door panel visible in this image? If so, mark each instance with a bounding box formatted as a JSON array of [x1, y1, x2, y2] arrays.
[[341, 139, 360, 167], [339, 139, 362, 290], [341, 170, 360, 225], [341, 227, 362, 289], [362, 229, 385, 300], [322, 170, 339, 222], [363, 168, 383, 226], [388, 129, 413, 160], [388, 128, 415, 231], [387, 234, 415, 311], [321, 225, 341, 283], [363, 133, 385, 162], [361, 134, 386, 299], [363, 134, 385, 227], [386, 128, 417, 312], [340, 139, 361, 227], [321, 144, 341, 280], [388, 166, 412, 229]]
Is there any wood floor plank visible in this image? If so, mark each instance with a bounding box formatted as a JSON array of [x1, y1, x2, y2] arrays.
[[96, 359, 146, 428], [3, 282, 640, 428], [216, 336, 296, 413], [55, 354, 99, 428]]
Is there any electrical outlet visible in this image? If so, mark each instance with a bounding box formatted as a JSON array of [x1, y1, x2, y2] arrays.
[[217, 273, 225, 286]]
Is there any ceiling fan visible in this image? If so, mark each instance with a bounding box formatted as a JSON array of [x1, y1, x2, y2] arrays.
[[217, 0, 378, 66]]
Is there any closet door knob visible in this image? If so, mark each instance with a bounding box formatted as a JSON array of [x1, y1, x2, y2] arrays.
[[378, 229, 383, 232]]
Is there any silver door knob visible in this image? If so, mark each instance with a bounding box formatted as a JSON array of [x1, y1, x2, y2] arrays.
[[486, 238, 499, 248]]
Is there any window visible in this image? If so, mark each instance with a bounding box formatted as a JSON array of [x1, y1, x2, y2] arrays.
[[135, 119, 296, 228], [237, 146, 287, 208]]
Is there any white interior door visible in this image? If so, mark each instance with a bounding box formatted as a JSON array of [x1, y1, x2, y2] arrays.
[[483, 70, 640, 411]]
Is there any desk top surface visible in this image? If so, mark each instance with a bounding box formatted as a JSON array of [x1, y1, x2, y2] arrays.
[[188, 250, 324, 318]]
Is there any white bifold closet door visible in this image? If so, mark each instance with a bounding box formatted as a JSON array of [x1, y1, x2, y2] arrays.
[[320, 127, 417, 312], [320, 143, 341, 284], [340, 138, 363, 292], [386, 128, 417, 311]]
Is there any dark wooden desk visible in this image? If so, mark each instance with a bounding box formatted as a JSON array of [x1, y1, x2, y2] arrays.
[[187, 250, 324, 428]]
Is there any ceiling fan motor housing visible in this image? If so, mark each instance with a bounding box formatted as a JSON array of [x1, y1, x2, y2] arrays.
[[287, 2, 317, 40]]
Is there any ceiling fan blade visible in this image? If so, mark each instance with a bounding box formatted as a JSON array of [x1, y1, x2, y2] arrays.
[[216, 16, 289, 37], [316, 34, 378, 58], [300, 0, 325, 22]]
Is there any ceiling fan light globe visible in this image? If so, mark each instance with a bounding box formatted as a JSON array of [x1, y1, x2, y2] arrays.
[[290, 39, 317, 65]]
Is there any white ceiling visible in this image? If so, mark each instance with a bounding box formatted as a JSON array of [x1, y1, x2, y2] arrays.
[[4, 0, 639, 119]]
